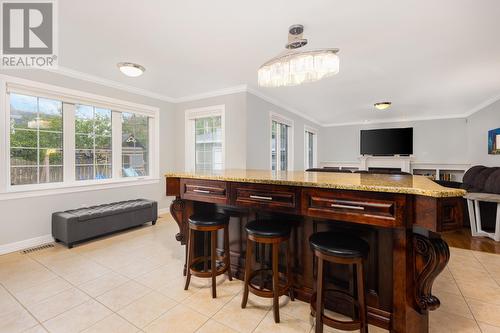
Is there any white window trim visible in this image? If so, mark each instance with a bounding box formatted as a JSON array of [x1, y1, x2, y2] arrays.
[[0, 74, 160, 199], [270, 112, 294, 171], [184, 105, 226, 172], [304, 125, 318, 169]]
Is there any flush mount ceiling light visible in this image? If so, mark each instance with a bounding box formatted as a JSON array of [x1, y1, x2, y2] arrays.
[[374, 102, 392, 110], [117, 62, 145, 77], [258, 24, 340, 88]]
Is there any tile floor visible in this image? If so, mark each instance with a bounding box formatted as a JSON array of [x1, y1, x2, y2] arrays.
[[0, 214, 499, 333]]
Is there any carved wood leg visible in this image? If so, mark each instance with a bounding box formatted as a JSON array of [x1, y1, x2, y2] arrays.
[[413, 230, 450, 313], [392, 228, 427, 333], [169, 197, 193, 276]]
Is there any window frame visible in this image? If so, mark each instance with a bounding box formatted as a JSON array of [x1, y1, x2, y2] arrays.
[[184, 105, 226, 172], [1, 74, 160, 198], [304, 125, 318, 169], [270, 112, 294, 171]]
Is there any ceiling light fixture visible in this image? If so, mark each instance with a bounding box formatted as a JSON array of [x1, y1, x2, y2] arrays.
[[374, 102, 392, 110], [117, 62, 145, 77], [258, 24, 339, 88]]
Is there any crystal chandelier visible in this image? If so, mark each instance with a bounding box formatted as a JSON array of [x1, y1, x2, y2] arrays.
[[258, 25, 339, 88]]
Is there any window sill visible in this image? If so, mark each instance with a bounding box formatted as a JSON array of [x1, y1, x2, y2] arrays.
[[0, 177, 160, 201]]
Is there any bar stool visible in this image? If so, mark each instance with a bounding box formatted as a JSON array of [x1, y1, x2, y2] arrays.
[[241, 220, 294, 323], [309, 232, 369, 333], [184, 213, 232, 298]]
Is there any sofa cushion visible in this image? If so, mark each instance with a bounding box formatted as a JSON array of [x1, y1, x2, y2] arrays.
[[472, 167, 500, 193], [484, 169, 500, 194], [65, 199, 154, 222], [462, 165, 487, 191]]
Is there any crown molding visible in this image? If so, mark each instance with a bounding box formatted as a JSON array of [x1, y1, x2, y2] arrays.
[[462, 93, 500, 118], [323, 113, 468, 127], [246, 86, 322, 126], [44, 66, 500, 127], [47, 66, 176, 103], [173, 84, 248, 103]]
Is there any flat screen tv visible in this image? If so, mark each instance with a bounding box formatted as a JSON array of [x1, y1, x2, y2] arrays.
[[360, 128, 413, 155]]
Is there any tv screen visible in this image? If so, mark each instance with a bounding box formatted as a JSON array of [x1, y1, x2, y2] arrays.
[[360, 128, 413, 155]]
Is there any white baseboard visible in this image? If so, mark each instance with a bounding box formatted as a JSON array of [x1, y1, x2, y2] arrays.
[[0, 234, 54, 256], [158, 207, 170, 215]]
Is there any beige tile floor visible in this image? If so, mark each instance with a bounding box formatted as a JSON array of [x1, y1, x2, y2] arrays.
[[0, 214, 499, 333]]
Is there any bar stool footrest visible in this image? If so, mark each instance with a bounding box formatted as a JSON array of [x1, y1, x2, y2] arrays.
[[189, 255, 230, 278], [248, 269, 292, 298], [310, 290, 362, 331]]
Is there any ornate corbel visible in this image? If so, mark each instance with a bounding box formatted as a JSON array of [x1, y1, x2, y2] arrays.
[[413, 233, 450, 313]]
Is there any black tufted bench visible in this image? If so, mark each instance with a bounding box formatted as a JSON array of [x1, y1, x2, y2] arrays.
[[52, 199, 158, 248]]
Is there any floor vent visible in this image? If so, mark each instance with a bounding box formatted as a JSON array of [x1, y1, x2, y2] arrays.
[[21, 243, 55, 254]]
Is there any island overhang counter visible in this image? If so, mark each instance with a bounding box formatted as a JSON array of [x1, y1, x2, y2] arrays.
[[165, 170, 466, 333]]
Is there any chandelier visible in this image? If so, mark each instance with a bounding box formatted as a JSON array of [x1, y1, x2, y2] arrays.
[[258, 24, 339, 88]]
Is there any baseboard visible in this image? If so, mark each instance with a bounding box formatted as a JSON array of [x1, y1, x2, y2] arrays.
[[158, 198, 173, 216], [0, 234, 54, 256], [158, 207, 170, 215]]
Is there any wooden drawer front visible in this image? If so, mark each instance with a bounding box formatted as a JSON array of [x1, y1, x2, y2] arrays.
[[302, 189, 405, 227], [181, 179, 228, 204], [438, 197, 464, 232], [231, 183, 299, 213]]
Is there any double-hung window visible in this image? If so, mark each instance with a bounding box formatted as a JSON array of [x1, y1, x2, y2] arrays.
[[122, 112, 150, 177], [304, 126, 318, 169], [75, 105, 112, 180], [10, 93, 63, 185], [3, 76, 159, 194], [185, 105, 225, 172], [270, 113, 294, 171]]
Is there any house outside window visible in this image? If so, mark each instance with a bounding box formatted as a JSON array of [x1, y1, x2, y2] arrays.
[[304, 126, 318, 170], [185, 105, 225, 172], [3, 76, 159, 196], [270, 112, 294, 171]]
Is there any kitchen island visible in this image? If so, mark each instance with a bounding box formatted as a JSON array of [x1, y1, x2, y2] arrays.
[[165, 170, 465, 333]]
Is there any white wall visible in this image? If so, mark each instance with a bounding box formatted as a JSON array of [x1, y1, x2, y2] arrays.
[[319, 118, 469, 164], [466, 99, 500, 167], [174, 92, 320, 171], [174, 92, 247, 171], [0, 70, 175, 248], [246, 93, 321, 170]]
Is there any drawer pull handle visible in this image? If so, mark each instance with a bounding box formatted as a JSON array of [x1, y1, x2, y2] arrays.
[[250, 195, 273, 201], [331, 203, 365, 211], [193, 189, 210, 194]]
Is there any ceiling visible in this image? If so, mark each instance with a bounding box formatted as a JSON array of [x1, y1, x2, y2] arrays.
[[57, 0, 500, 125]]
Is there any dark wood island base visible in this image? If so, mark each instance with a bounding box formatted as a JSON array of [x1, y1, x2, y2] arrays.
[[166, 171, 465, 333]]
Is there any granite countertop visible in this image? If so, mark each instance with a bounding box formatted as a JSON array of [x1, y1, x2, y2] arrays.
[[165, 169, 466, 198]]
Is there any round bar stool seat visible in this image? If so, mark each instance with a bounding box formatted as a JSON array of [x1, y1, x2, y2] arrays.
[[241, 220, 294, 323], [189, 212, 229, 227], [309, 232, 369, 333], [184, 213, 232, 298], [245, 220, 291, 238], [309, 232, 369, 258]]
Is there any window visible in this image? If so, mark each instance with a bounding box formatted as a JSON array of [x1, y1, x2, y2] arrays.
[[185, 105, 225, 172], [10, 93, 63, 185], [75, 105, 112, 180], [270, 113, 293, 171], [4, 77, 159, 194], [122, 112, 149, 177], [304, 126, 318, 169], [195, 116, 223, 172]]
